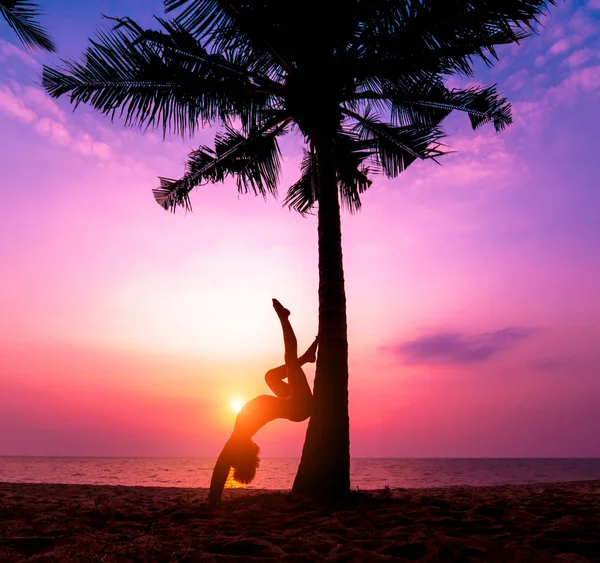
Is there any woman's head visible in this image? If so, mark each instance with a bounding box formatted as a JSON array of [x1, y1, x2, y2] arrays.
[[229, 438, 261, 484]]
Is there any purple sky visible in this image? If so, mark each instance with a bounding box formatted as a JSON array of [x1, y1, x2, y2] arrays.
[[1, 0, 599, 458]]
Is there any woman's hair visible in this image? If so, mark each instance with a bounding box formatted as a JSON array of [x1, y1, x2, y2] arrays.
[[230, 439, 261, 484]]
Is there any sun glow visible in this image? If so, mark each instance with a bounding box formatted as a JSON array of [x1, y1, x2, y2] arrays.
[[230, 397, 245, 414]]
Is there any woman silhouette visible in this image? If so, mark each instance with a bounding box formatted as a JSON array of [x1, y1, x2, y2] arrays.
[[208, 299, 317, 505]]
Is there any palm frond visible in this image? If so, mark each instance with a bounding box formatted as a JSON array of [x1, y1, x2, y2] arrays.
[[42, 0, 555, 218], [129, 16, 285, 132], [347, 75, 452, 130], [347, 77, 512, 133], [389, 83, 512, 132], [443, 85, 512, 132], [154, 120, 288, 211], [136, 16, 285, 92], [165, 0, 229, 40], [42, 16, 272, 137], [283, 133, 372, 215], [283, 148, 317, 215], [354, 0, 557, 79], [165, 0, 293, 77], [334, 132, 372, 213], [0, 0, 55, 51], [346, 108, 446, 178]]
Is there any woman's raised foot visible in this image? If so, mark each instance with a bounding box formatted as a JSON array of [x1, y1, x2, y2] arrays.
[[272, 298, 290, 318]]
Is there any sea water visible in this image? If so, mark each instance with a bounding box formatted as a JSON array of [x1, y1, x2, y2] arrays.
[[1, 457, 600, 489]]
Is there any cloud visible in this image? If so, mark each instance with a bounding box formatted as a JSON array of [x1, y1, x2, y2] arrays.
[[549, 39, 571, 56], [35, 119, 112, 159], [546, 23, 565, 42], [0, 85, 37, 123], [383, 327, 534, 365], [512, 64, 600, 131], [23, 87, 66, 122], [504, 69, 530, 92], [568, 9, 598, 39], [401, 132, 521, 198], [562, 49, 595, 69], [547, 65, 600, 103], [35, 117, 71, 145], [0, 39, 39, 68], [72, 134, 112, 160], [0, 82, 112, 160], [588, 0, 600, 11]]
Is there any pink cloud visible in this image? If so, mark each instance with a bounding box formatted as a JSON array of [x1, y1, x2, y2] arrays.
[[547, 65, 600, 103], [546, 22, 565, 40], [383, 327, 535, 365], [512, 65, 600, 131], [71, 134, 112, 159], [35, 117, 71, 145], [549, 39, 571, 56], [0, 85, 37, 123], [511, 100, 545, 131], [23, 87, 66, 122], [0, 39, 39, 68], [562, 49, 595, 69], [1, 81, 114, 160], [504, 69, 530, 91], [400, 133, 518, 197], [568, 9, 598, 39]]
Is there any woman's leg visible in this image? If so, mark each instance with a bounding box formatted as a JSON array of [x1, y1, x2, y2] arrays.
[[272, 299, 297, 364], [265, 338, 318, 398], [272, 299, 317, 400], [265, 365, 290, 398]]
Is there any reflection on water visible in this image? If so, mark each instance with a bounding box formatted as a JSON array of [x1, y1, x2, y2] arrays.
[[1, 457, 599, 489], [224, 467, 245, 489]]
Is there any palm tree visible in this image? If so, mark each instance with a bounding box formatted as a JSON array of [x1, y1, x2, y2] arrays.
[[0, 0, 54, 51], [42, 0, 556, 499]]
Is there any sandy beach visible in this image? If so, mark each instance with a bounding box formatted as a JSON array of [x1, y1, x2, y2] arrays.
[[1, 480, 599, 562]]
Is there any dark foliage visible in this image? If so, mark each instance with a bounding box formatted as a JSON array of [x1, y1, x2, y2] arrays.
[[0, 0, 55, 51], [41, 0, 556, 213]]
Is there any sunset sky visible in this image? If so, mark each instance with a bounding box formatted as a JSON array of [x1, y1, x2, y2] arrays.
[[1, 0, 599, 459]]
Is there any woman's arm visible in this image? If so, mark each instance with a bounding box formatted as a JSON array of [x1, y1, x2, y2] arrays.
[[208, 446, 231, 506]]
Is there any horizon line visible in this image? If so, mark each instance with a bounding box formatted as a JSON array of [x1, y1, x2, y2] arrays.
[[2, 456, 599, 460]]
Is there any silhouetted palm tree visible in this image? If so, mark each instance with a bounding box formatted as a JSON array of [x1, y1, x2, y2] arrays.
[[0, 0, 54, 51], [42, 0, 556, 499]]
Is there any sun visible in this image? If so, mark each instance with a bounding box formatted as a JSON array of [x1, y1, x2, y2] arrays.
[[230, 397, 245, 414]]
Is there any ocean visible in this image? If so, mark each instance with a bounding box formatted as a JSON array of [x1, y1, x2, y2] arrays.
[[1, 457, 599, 490]]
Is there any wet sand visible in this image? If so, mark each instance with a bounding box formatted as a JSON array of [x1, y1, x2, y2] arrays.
[[1, 480, 599, 561]]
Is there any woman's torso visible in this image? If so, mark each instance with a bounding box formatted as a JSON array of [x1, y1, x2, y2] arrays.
[[233, 393, 311, 438]]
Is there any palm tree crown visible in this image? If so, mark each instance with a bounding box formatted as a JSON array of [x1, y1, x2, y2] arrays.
[[0, 0, 55, 51], [42, 0, 555, 214]]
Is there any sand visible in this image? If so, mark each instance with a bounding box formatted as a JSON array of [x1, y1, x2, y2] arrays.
[[1, 480, 599, 562]]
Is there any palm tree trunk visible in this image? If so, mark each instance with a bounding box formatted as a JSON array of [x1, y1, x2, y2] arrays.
[[292, 127, 350, 499]]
